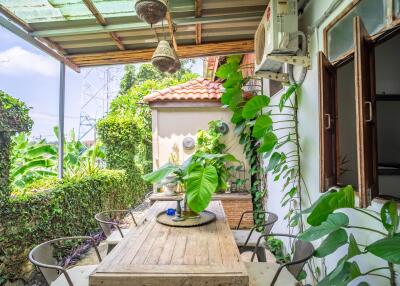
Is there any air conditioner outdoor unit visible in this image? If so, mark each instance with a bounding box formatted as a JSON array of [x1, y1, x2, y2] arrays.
[[255, 0, 299, 73]]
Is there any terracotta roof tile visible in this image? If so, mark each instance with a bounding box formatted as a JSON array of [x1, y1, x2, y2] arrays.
[[143, 78, 222, 103]]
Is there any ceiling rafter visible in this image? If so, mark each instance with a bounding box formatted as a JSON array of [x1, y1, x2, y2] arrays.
[[0, 4, 79, 72], [31, 12, 264, 38], [82, 0, 126, 50], [67, 40, 254, 67], [195, 0, 202, 45]]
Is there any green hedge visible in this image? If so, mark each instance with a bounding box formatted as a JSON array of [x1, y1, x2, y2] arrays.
[[0, 169, 145, 282], [96, 114, 151, 193], [0, 91, 33, 206]]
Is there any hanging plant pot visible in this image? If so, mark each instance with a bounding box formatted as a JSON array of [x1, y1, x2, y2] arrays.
[[152, 40, 175, 72], [168, 48, 181, 74], [135, 0, 168, 25]]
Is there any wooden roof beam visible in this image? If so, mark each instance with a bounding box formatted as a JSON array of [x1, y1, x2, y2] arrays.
[[82, 0, 125, 50], [31, 12, 264, 37], [68, 40, 254, 67], [195, 0, 202, 45], [0, 14, 79, 72]]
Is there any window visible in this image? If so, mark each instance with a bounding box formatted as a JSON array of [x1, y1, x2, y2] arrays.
[[320, 16, 400, 205], [396, 0, 400, 18], [326, 0, 387, 61]]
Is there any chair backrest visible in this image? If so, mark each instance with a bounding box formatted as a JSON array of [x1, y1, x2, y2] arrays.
[[29, 241, 61, 284], [287, 239, 314, 278], [95, 212, 113, 237], [263, 212, 278, 236]]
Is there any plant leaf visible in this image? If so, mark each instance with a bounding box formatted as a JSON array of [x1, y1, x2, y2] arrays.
[[252, 115, 273, 139], [231, 108, 244, 124], [318, 262, 361, 286], [307, 185, 355, 226], [314, 229, 348, 257], [267, 152, 282, 171], [186, 165, 218, 213], [380, 200, 399, 236], [366, 236, 400, 264], [279, 84, 297, 112], [257, 132, 277, 153], [242, 95, 270, 119], [299, 213, 349, 242], [142, 163, 178, 184]]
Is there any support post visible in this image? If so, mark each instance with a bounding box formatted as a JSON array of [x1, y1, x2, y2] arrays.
[[58, 62, 66, 179]]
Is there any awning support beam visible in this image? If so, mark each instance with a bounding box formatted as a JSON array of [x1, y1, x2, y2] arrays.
[[58, 63, 66, 179], [0, 14, 79, 72]]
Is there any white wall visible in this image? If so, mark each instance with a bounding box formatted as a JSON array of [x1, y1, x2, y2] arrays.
[[263, 0, 400, 284], [152, 106, 250, 191]]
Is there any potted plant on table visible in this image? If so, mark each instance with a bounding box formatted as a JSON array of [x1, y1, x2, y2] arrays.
[[143, 152, 238, 214]]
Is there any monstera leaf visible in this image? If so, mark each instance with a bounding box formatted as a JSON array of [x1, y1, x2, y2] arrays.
[[186, 164, 218, 213], [366, 235, 400, 264], [252, 115, 273, 139], [299, 212, 349, 241], [242, 95, 270, 119]]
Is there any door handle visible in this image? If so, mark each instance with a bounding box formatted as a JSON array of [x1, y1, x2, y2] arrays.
[[365, 101, 373, 123], [324, 114, 331, 130]]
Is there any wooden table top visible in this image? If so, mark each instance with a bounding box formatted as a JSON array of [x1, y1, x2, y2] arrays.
[[89, 200, 249, 286]]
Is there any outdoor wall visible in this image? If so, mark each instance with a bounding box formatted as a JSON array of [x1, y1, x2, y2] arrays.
[[262, 0, 400, 285], [151, 105, 250, 191]]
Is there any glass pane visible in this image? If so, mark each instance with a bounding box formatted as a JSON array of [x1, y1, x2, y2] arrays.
[[327, 0, 387, 61], [396, 0, 400, 18]]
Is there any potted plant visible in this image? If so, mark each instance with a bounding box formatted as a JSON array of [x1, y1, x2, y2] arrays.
[[143, 152, 238, 214]]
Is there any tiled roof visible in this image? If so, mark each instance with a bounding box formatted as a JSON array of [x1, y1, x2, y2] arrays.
[[143, 78, 222, 103]]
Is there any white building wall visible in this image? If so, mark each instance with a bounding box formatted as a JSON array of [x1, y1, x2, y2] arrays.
[[263, 0, 400, 285]]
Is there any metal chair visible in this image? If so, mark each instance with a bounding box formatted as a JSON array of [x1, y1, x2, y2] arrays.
[[232, 211, 278, 262], [95, 210, 138, 253], [28, 236, 102, 286], [246, 234, 314, 286]]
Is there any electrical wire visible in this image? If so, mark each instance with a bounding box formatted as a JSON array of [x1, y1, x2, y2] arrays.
[[288, 31, 308, 85]]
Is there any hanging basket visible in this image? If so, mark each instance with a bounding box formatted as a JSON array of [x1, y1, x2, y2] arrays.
[[135, 0, 168, 25], [152, 40, 176, 72], [168, 48, 181, 74]]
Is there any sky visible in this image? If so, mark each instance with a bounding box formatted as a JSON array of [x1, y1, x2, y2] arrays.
[[0, 26, 203, 142]]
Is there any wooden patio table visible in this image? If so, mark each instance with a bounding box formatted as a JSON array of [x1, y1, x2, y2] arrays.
[[89, 200, 249, 286]]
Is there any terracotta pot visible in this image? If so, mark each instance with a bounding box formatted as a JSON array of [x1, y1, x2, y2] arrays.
[[135, 0, 168, 25], [151, 40, 175, 72]]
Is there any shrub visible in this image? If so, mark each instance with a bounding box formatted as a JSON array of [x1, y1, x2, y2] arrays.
[[0, 169, 145, 282], [0, 91, 33, 206]]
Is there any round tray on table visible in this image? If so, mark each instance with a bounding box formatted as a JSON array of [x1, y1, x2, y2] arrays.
[[156, 210, 216, 227]]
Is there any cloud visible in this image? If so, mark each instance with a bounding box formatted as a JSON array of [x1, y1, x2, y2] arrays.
[[0, 46, 58, 77]]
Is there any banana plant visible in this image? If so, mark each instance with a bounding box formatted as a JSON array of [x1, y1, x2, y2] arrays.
[[10, 133, 57, 188], [298, 186, 399, 286], [143, 152, 238, 213]]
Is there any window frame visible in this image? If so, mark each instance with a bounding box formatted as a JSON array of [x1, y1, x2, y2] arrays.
[[323, 0, 396, 63]]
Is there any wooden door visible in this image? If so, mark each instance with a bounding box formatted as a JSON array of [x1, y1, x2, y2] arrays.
[[354, 16, 378, 207], [319, 51, 338, 192]]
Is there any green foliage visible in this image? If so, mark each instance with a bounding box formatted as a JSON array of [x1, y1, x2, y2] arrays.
[[186, 164, 218, 213], [196, 120, 226, 154], [0, 91, 33, 206], [143, 152, 238, 212], [0, 169, 144, 281], [266, 237, 290, 264], [299, 186, 400, 285]]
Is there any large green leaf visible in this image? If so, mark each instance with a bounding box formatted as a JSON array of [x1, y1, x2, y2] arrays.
[[318, 262, 361, 286], [299, 213, 349, 242], [307, 185, 355, 226], [186, 164, 218, 213], [347, 234, 362, 258], [252, 115, 273, 139], [242, 95, 270, 119], [257, 132, 277, 153], [221, 88, 241, 106], [26, 144, 57, 158], [223, 71, 243, 89], [267, 152, 282, 171], [314, 229, 348, 257], [366, 236, 400, 264], [279, 84, 298, 111], [380, 200, 399, 236], [11, 159, 55, 179], [195, 153, 239, 162], [231, 108, 244, 124], [142, 163, 178, 184]]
